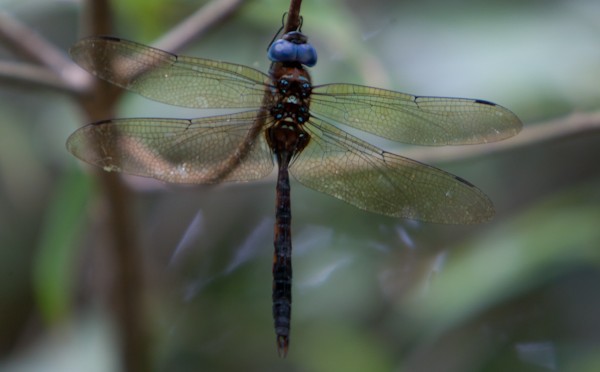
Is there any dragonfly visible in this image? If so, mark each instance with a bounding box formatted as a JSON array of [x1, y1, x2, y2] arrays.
[[67, 29, 521, 357]]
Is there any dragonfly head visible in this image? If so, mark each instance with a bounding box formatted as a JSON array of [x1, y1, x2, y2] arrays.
[[268, 31, 317, 67]]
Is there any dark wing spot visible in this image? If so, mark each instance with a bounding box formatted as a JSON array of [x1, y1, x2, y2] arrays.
[[473, 99, 496, 106], [101, 36, 122, 42]]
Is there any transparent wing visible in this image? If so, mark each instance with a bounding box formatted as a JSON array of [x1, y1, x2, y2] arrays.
[[70, 36, 271, 109], [310, 84, 522, 145], [290, 117, 494, 223], [67, 110, 274, 184]]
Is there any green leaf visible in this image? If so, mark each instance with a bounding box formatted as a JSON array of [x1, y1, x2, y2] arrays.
[[33, 168, 93, 323]]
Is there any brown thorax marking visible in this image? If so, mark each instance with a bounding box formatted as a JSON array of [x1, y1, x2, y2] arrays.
[[267, 64, 312, 160]]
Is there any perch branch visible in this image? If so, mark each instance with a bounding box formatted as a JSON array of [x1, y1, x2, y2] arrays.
[[284, 0, 303, 33]]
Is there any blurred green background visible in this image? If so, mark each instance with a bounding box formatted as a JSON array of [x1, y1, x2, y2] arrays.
[[1, 0, 599, 371]]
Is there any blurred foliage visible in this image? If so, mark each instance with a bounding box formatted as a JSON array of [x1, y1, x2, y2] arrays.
[[1, 0, 600, 371]]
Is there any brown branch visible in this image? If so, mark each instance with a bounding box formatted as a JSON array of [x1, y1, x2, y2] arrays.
[[0, 5, 149, 372], [0, 11, 89, 93], [398, 111, 600, 164], [78, 0, 112, 37], [0, 11, 73, 75], [0, 61, 88, 93], [75, 1, 148, 372], [284, 0, 303, 33], [154, 0, 246, 52]]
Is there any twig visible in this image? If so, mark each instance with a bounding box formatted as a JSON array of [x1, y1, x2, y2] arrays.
[[284, 0, 303, 33], [78, 0, 112, 37], [154, 0, 246, 52], [0, 11, 90, 93], [400, 111, 600, 164], [0, 61, 89, 93], [0, 11, 74, 76]]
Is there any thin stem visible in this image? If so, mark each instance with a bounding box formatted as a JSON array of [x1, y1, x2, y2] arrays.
[[0, 61, 88, 93], [0, 11, 73, 75], [398, 111, 600, 164], [284, 0, 303, 33], [0, 11, 89, 93], [154, 0, 246, 52], [79, 0, 112, 36]]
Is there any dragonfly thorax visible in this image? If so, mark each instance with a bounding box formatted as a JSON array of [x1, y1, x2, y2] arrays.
[[270, 68, 312, 124], [271, 100, 310, 123], [266, 121, 310, 161]]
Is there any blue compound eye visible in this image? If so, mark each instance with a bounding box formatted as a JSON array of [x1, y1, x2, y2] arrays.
[[268, 33, 318, 67], [296, 43, 317, 67], [268, 39, 296, 63]]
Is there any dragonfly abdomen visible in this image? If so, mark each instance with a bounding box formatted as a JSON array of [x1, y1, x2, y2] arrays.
[[272, 151, 293, 357]]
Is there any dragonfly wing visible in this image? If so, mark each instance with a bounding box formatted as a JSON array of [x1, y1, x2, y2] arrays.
[[310, 83, 522, 145], [67, 110, 274, 184], [70, 36, 271, 109], [290, 117, 494, 223]]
